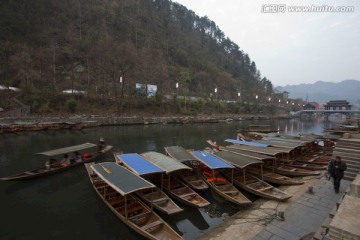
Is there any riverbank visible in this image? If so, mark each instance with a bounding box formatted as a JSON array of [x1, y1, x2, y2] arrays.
[[0, 113, 292, 132]]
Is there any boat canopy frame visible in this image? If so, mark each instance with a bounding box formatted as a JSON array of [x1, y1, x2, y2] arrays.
[[116, 153, 164, 176], [192, 151, 235, 169], [36, 143, 97, 157], [226, 144, 292, 156], [141, 151, 192, 174], [91, 162, 155, 196], [164, 146, 198, 162], [225, 139, 269, 147], [214, 151, 262, 169]]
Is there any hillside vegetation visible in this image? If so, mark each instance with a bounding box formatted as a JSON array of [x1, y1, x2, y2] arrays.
[[0, 0, 274, 115]]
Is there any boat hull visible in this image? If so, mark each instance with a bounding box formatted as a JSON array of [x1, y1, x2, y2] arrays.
[[85, 163, 182, 240], [1, 145, 113, 181]]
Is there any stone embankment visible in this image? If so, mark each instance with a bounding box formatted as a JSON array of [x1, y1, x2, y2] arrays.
[[0, 114, 291, 127]]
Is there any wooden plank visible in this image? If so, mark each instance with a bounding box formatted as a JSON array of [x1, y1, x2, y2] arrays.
[[141, 220, 162, 231]]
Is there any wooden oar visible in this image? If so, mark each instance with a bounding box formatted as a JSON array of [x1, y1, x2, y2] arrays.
[[99, 163, 112, 174]]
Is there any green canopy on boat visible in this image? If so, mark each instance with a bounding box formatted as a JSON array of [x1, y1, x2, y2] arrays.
[[226, 144, 292, 156], [36, 143, 97, 157], [164, 146, 198, 162], [141, 151, 192, 174], [253, 140, 305, 148], [91, 162, 155, 195], [214, 151, 262, 169], [223, 148, 275, 161]]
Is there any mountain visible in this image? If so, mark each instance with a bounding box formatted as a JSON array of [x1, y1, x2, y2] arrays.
[[276, 80, 360, 104], [0, 0, 273, 113]]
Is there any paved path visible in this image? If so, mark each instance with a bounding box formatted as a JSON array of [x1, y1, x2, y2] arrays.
[[253, 178, 351, 240]]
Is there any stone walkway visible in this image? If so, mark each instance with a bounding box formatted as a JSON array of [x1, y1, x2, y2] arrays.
[[252, 178, 351, 240]]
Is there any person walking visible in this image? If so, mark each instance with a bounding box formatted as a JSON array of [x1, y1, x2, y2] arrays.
[[328, 156, 347, 193]]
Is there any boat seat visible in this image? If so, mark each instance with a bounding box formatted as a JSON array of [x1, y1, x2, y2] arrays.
[[223, 190, 238, 195], [179, 192, 196, 198], [190, 180, 204, 184], [170, 182, 183, 189], [119, 204, 143, 216], [141, 220, 163, 232], [151, 197, 168, 203], [172, 186, 187, 193], [130, 211, 151, 226], [244, 179, 257, 184], [259, 186, 273, 191], [108, 197, 126, 206]]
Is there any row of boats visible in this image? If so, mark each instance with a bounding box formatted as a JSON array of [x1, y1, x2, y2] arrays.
[[1, 133, 333, 240]]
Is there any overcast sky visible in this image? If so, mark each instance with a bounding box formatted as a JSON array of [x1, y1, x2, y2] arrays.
[[174, 0, 360, 87]]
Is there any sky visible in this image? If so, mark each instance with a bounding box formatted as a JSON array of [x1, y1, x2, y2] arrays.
[[174, 0, 360, 87]]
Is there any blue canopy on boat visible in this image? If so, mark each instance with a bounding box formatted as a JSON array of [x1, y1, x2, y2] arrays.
[[117, 153, 164, 175], [225, 139, 269, 147], [192, 151, 235, 169], [91, 162, 155, 195]]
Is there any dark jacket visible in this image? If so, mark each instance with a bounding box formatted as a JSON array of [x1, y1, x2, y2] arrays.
[[328, 159, 347, 179]]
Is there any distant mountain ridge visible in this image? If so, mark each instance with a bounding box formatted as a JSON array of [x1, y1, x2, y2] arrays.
[[276, 80, 360, 104]]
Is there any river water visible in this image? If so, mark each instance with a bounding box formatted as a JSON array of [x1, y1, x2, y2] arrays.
[[0, 118, 339, 240]]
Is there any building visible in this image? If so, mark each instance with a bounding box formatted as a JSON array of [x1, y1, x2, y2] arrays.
[[303, 102, 317, 110], [324, 100, 351, 110]]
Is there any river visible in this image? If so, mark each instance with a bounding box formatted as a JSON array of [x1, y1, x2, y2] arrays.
[[0, 117, 340, 240]]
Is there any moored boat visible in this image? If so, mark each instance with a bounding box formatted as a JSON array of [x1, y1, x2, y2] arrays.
[[114, 152, 183, 215], [213, 150, 292, 201], [192, 151, 252, 206], [1, 143, 113, 181], [293, 155, 331, 165], [164, 146, 209, 191], [85, 162, 182, 240], [263, 160, 321, 177], [206, 140, 306, 185], [39, 122, 64, 131], [141, 151, 210, 208], [247, 167, 304, 186], [280, 161, 327, 171]]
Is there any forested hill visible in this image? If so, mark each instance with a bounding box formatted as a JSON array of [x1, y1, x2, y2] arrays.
[[0, 0, 273, 112]]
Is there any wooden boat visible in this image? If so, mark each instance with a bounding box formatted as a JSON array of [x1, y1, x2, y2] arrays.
[[208, 140, 293, 159], [85, 162, 182, 240], [192, 151, 252, 206], [114, 152, 183, 215], [141, 151, 210, 208], [1, 124, 21, 133], [22, 125, 45, 131], [211, 139, 320, 177], [280, 161, 327, 171], [39, 122, 64, 131], [1, 143, 113, 181], [212, 150, 291, 201], [246, 167, 304, 185], [222, 169, 291, 201], [206, 140, 308, 184], [164, 146, 209, 191], [263, 160, 321, 177], [293, 155, 331, 165], [13, 121, 45, 131]]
